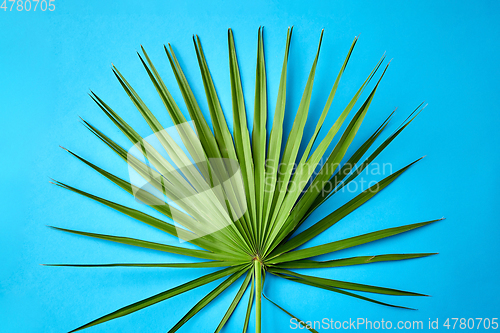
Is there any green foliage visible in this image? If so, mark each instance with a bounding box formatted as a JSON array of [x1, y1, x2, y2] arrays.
[[49, 27, 439, 332]]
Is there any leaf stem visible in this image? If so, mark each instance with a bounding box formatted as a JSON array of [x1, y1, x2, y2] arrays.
[[254, 259, 262, 333]]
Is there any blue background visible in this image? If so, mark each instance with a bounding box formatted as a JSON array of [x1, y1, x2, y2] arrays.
[[1, 0, 499, 332]]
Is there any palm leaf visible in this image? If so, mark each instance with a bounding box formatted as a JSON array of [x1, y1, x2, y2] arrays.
[[280, 275, 415, 310], [43, 261, 241, 268], [69, 265, 246, 332], [272, 253, 437, 269], [269, 219, 442, 264], [50, 226, 238, 261], [167, 267, 250, 333], [50, 28, 439, 333], [263, 30, 324, 248], [215, 269, 253, 332], [269, 268, 427, 296], [242, 272, 255, 333], [262, 293, 319, 333], [270, 157, 425, 256]]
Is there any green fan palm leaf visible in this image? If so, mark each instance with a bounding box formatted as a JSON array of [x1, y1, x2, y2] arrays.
[[49, 27, 440, 332]]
